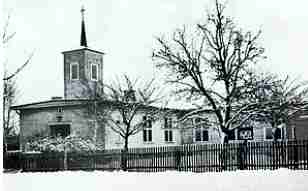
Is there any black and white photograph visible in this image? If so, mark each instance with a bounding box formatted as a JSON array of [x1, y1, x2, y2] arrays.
[[2, 0, 308, 190]]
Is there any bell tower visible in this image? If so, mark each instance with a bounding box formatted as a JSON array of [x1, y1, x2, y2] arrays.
[[62, 6, 104, 99]]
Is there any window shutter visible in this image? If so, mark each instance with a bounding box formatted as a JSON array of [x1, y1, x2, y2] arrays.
[[169, 130, 173, 142], [195, 129, 201, 142], [148, 130, 152, 142], [164, 118, 168, 128], [164, 130, 168, 142], [143, 129, 147, 142]]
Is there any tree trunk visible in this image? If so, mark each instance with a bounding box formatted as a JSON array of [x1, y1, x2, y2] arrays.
[[221, 129, 232, 170], [124, 137, 128, 151], [223, 134, 229, 144], [222, 128, 231, 144], [121, 137, 129, 171]]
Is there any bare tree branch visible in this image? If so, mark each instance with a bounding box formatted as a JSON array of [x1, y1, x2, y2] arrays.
[[152, 0, 266, 143]]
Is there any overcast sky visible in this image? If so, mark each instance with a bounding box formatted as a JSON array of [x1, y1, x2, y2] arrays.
[[2, 0, 308, 107]]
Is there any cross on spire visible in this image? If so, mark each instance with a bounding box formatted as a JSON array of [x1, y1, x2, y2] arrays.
[[81, 5, 85, 21], [80, 5, 88, 47]]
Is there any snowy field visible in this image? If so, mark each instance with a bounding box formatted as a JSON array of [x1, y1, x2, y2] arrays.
[[2, 169, 308, 191]]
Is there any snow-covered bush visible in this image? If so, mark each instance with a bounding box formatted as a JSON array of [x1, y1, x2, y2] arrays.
[[28, 135, 104, 153]]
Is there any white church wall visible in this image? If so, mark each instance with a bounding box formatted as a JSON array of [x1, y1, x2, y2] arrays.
[[104, 111, 182, 149]]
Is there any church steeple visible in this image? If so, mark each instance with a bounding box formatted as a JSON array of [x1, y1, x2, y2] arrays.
[[62, 6, 105, 99], [80, 6, 88, 47]]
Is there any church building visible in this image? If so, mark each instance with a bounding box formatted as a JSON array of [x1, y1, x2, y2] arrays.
[[12, 8, 299, 152], [11, 8, 197, 151]]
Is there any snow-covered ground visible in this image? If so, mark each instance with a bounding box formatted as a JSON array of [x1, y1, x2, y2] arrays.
[[2, 169, 308, 191]]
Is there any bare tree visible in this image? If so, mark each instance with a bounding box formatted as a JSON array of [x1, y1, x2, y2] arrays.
[[2, 13, 33, 152], [3, 76, 18, 137], [82, 75, 163, 150], [80, 75, 165, 170], [152, 0, 266, 143], [106, 75, 164, 151]]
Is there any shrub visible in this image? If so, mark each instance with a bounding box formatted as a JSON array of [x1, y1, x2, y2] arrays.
[[28, 135, 104, 153]]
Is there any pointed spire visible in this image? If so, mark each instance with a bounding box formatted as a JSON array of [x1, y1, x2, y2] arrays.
[[80, 5, 88, 47]]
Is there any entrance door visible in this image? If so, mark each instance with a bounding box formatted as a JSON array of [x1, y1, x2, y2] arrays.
[[50, 124, 70, 138]]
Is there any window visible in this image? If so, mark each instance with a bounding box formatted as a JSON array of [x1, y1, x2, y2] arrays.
[[265, 127, 283, 140], [238, 128, 253, 140], [195, 128, 209, 142], [91, 63, 98, 80], [195, 118, 202, 128], [70, 62, 79, 80], [194, 118, 209, 142], [164, 130, 173, 142], [50, 124, 70, 138], [164, 117, 173, 128], [56, 108, 63, 122], [265, 127, 273, 140], [143, 116, 152, 142], [143, 129, 152, 142], [57, 107, 63, 113]]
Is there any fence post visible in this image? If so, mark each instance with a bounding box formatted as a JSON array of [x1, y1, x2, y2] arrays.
[[121, 149, 128, 171], [64, 144, 68, 170], [174, 148, 181, 171], [238, 141, 246, 170], [20, 153, 25, 172], [293, 141, 299, 169]]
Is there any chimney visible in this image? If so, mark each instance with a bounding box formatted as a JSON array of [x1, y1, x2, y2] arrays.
[[51, 96, 63, 100]]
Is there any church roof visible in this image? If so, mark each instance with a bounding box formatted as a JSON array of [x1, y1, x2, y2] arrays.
[[10, 98, 192, 115], [11, 99, 90, 110], [61, 47, 105, 55]]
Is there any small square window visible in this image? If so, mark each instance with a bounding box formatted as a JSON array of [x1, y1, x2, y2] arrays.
[[195, 118, 202, 128], [143, 115, 152, 128]]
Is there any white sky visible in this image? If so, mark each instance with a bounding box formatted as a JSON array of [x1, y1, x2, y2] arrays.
[[2, 0, 308, 106]]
